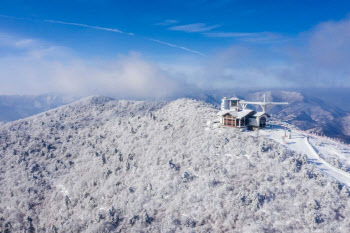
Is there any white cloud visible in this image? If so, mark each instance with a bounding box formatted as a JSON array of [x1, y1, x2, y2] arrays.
[[204, 32, 261, 37], [278, 18, 350, 87], [203, 32, 285, 43], [0, 33, 189, 98], [169, 23, 220, 33], [14, 39, 36, 48], [162, 18, 350, 89], [1, 16, 350, 98], [0, 53, 188, 99], [155, 19, 179, 26]]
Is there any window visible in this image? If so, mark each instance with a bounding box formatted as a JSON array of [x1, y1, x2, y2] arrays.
[[230, 101, 237, 107]]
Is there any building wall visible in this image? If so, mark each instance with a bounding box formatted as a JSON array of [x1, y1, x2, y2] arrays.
[[221, 114, 269, 129], [249, 118, 258, 127], [221, 99, 230, 110], [223, 115, 236, 127]]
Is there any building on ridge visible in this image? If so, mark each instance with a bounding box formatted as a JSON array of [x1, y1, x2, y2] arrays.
[[217, 95, 288, 130]]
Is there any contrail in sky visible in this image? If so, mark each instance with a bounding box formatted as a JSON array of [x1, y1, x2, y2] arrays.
[[149, 39, 206, 56], [0, 14, 205, 56], [44, 20, 127, 34], [45, 20, 205, 55]]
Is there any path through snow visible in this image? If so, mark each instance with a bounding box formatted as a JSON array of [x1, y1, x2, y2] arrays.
[[256, 123, 350, 186]]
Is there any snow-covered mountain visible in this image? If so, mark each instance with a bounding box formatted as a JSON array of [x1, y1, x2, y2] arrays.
[[1, 96, 350, 232], [191, 90, 350, 143], [1, 91, 349, 143]]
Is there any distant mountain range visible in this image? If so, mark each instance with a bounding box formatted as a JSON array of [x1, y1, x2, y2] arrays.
[[245, 91, 350, 143], [0, 94, 77, 124], [0, 90, 349, 143], [189, 90, 350, 143]]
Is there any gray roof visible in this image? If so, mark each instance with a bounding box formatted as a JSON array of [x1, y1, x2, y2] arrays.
[[217, 109, 254, 119], [253, 112, 270, 117]]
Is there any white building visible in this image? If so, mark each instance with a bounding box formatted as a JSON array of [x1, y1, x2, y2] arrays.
[[217, 95, 287, 129]]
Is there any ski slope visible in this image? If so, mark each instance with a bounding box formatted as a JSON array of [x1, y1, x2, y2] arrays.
[[257, 123, 350, 186]]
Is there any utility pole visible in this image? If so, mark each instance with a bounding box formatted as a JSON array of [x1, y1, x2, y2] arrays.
[[284, 127, 287, 138], [289, 130, 292, 139]]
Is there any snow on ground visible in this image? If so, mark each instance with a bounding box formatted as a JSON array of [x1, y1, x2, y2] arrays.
[[244, 121, 350, 187], [310, 136, 350, 171], [2, 97, 350, 232]]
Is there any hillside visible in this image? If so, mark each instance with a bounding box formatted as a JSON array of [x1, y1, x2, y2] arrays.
[[1, 97, 350, 232]]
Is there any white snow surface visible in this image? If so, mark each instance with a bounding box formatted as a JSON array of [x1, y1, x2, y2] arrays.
[[254, 123, 350, 187], [1, 96, 350, 232]]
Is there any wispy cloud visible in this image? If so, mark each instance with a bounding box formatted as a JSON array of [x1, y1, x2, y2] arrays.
[[149, 39, 206, 56], [203, 32, 260, 38], [155, 19, 178, 26], [203, 31, 284, 43], [44, 19, 133, 35], [169, 23, 220, 33], [1, 14, 207, 56], [0, 14, 25, 20], [2, 16, 350, 97]]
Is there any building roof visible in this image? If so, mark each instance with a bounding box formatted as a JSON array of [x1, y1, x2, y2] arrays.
[[217, 109, 254, 119], [253, 112, 271, 117], [228, 97, 240, 101]]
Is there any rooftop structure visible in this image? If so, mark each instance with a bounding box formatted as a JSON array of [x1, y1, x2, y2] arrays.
[[240, 94, 288, 112], [217, 94, 287, 129]]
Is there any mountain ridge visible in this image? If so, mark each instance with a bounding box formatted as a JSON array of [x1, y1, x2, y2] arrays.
[[1, 97, 350, 232]]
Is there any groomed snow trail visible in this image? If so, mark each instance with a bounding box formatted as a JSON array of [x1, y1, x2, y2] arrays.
[[257, 124, 350, 186], [304, 137, 350, 186]]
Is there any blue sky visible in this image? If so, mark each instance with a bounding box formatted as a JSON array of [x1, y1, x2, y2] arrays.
[[1, 0, 350, 97]]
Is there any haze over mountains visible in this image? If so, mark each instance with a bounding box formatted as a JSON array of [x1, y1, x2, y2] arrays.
[[192, 90, 350, 144], [1, 96, 350, 232], [1, 89, 349, 143], [246, 91, 350, 143], [0, 94, 76, 125]]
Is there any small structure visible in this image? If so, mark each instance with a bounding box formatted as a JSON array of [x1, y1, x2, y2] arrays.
[[217, 94, 288, 130]]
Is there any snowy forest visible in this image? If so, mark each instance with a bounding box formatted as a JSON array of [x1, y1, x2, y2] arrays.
[[1, 96, 350, 232]]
